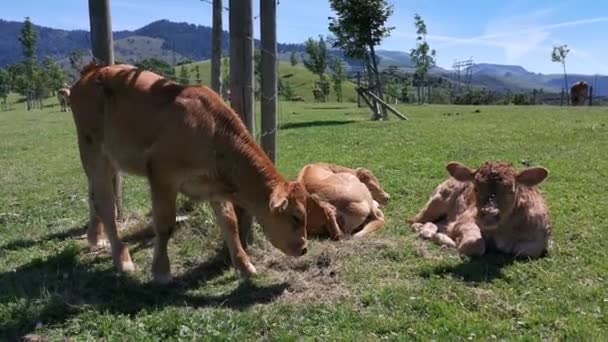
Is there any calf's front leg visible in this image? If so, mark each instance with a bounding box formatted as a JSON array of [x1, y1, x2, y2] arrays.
[[452, 221, 486, 257], [211, 201, 256, 277], [148, 166, 178, 284]]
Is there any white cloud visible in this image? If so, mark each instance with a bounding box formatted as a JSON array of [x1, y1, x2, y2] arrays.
[[393, 13, 608, 65]]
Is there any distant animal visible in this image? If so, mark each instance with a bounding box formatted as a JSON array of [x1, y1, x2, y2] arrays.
[[57, 88, 71, 112], [69, 62, 308, 284], [312, 88, 325, 103], [297, 163, 385, 240], [409, 161, 551, 258], [570, 81, 589, 106], [291, 95, 306, 102]]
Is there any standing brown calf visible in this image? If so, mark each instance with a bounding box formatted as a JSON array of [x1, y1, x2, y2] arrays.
[[70, 62, 308, 283], [410, 161, 551, 258]]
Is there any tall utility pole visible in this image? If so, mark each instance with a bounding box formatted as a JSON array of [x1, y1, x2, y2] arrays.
[[88, 0, 123, 220], [211, 0, 222, 94], [260, 0, 278, 162], [229, 0, 255, 247]]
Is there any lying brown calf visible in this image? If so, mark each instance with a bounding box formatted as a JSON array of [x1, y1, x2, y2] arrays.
[[307, 162, 391, 206], [410, 161, 551, 258], [70, 62, 308, 283], [298, 163, 385, 240]]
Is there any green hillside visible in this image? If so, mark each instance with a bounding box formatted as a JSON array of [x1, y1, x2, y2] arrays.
[[175, 60, 359, 103]]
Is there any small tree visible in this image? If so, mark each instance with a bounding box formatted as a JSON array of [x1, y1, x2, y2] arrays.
[[254, 49, 262, 99], [221, 55, 230, 99], [18, 17, 39, 108], [282, 81, 295, 100], [194, 65, 202, 84], [19, 17, 38, 62], [329, 0, 394, 119], [290, 51, 298, 66], [69, 49, 85, 72], [43, 57, 67, 94], [136, 58, 176, 79], [330, 57, 345, 102], [303, 36, 329, 82], [0, 68, 9, 110], [179, 66, 190, 85], [410, 13, 436, 104], [552, 45, 570, 103]]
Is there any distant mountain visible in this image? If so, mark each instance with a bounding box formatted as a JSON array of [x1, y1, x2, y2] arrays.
[[0, 19, 306, 67], [1, 18, 607, 95]]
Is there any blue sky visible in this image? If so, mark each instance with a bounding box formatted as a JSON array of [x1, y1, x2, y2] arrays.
[[3, 0, 608, 74]]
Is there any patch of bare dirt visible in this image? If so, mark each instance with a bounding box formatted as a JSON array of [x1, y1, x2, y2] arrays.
[[249, 237, 397, 303]]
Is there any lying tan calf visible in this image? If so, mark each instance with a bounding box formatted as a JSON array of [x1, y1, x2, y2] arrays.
[[310, 162, 391, 206], [410, 161, 551, 258], [298, 163, 385, 240], [70, 62, 308, 283]]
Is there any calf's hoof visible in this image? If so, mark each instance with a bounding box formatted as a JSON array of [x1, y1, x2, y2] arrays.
[[153, 272, 173, 285], [113, 247, 136, 272], [236, 261, 257, 278], [458, 237, 486, 257], [418, 222, 438, 239], [433, 232, 457, 248]]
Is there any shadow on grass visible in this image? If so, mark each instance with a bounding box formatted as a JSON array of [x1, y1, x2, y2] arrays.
[[0, 225, 86, 254], [0, 243, 288, 340], [420, 248, 546, 283], [280, 120, 356, 130], [421, 253, 516, 283]]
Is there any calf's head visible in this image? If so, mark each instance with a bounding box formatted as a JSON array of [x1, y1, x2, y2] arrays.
[[447, 161, 548, 229], [355, 168, 391, 206], [259, 181, 308, 257]]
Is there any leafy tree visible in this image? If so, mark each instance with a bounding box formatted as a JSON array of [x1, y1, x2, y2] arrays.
[[330, 57, 345, 102], [329, 0, 394, 119], [254, 49, 262, 99], [282, 81, 295, 100], [410, 14, 436, 104], [290, 51, 298, 66], [303, 36, 329, 82], [69, 49, 85, 72], [43, 57, 67, 93], [135, 58, 175, 79], [551, 45, 570, 102], [18, 17, 38, 62], [0, 68, 9, 105], [18, 17, 40, 105], [179, 65, 190, 85], [194, 65, 202, 84], [221, 55, 230, 99]]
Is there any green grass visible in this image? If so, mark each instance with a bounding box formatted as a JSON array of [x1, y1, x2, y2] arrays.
[[1, 97, 607, 340], [178, 60, 359, 102]]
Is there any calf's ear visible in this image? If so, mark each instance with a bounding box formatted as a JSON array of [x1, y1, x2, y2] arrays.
[[269, 186, 289, 213], [446, 162, 475, 182], [516, 167, 549, 186]]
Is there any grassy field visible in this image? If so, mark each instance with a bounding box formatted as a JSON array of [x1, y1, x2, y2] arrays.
[[1, 98, 607, 340], [178, 60, 359, 103]]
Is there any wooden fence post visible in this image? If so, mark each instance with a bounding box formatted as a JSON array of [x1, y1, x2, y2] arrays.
[[88, 0, 123, 220], [260, 0, 278, 163], [229, 0, 255, 248], [211, 0, 222, 94]]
